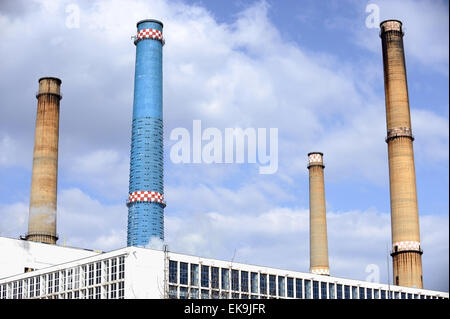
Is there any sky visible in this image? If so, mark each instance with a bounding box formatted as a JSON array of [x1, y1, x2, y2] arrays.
[[0, 0, 448, 292]]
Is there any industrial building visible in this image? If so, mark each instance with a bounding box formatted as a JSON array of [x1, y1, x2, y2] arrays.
[[0, 237, 447, 299], [0, 18, 448, 299]]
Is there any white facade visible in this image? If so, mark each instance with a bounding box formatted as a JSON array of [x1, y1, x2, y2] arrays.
[[0, 237, 448, 299], [0, 237, 99, 279]]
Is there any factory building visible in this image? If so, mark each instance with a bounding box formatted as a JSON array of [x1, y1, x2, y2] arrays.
[[1, 18, 447, 300], [0, 237, 447, 299]]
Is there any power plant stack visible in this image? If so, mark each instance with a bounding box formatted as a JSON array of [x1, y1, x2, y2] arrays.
[[127, 19, 166, 247], [380, 20, 423, 288], [307, 152, 330, 276], [26, 77, 62, 245]]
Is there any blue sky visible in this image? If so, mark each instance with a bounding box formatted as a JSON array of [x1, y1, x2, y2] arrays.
[[0, 0, 448, 291]]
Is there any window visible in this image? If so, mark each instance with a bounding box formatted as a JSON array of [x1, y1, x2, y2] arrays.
[[190, 288, 199, 299], [260, 274, 267, 295], [179, 287, 188, 299], [54, 272, 59, 293], [201, 265, 209, 288], [329, 283, 335, 299], [67, 269, 73, 291], [221, 292, 229, 299], [169, 285, 177, 299], [313, 281, 319, 299], [232, 270, 239, 291], [110, 283, 117, 299], [321, 282, 327, 299], [30, 278, 35, 298], [48, 273, 53, 294], [344, 285, 350, 299], [295, 279, 303, 299], [304, 280, 311, 299], [394, 292, 399, 299], [211, 267, 219, 289], [367, 288, 372, 299], [190, 264, 199, 286], [381, 290, 386, 299], [359, 287, 365, 299], [95, 286, 101, 299], [212, 290, 219, 299], [269, 275, 276, 296], [287, 277, 294, 298], [118, 256, 125, 280], [374, 289, 379, 299], [111, 259, 117, 281], [169, 260, 178, 284], [35, 277, 40, 297], [201, 289, 209, 299], [278, 277, 285, 297], [96, 262, 102, 284], [88, 264, 94, 286], [221, 269, 229, 290], [232, 293, 239, 299], [251, 273, 258, 294], [241, 271, 249, 293], [407, 293, 412, 299], [401, 292, 406, 299], [88, 287, 94, 299], [352, 286, 358, 299], [331, 284, 340, 299], [180, 262, 188, 285]]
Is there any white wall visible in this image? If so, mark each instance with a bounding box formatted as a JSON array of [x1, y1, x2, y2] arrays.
[[0, 236, 99, 280]]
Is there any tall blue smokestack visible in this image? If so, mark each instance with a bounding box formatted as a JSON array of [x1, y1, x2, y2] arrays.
[[127, 19, 165, 247]]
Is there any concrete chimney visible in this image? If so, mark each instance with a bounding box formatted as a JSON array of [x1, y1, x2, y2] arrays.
[[26, 77, 62, 244], [380, 20, 423, 288], [308, 152, 330, 276], [127, 19, 166, 246]]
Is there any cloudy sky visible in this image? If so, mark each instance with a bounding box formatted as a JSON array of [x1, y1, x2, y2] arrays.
[[0, 0, 448, 291]]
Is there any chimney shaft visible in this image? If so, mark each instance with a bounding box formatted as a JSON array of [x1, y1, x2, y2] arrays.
[[308, 152, 330, 276], [127, 19, 165, 246], [26, 77, 62, 244], [380, 20, 423, 288]]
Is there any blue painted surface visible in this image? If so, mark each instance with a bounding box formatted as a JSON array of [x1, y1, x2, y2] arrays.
[[127, 20, 165, 247]]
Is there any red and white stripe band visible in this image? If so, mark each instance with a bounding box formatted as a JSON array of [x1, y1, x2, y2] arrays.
[[128, 191, 165, 205], [135, 28, 163, 43]]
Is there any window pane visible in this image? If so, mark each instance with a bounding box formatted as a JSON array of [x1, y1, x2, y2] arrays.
[[304, 280, 311, 299], [211, 267, 219, 289], [190, 264, 199, 286], [201, 266, 209, 288], [359, 287, 365, 299], [241, 271, 248, 293], [313, 281, 319, 299], [329, 283, 335, 299], [344, 285, 350, 299], [169, 261, 177, 284], [278, 277, 285, 297], [251, 273, 258, 294], [221, 269, 229, 290], [336, 284, 342, 299], [260, 274, 267, 295], [269, 275, 276, 296], [180, 262, 188, 285], [287, 278, 294, 298], [232, 270, 239, 291], [295, 279, 303, 299], [321, 282, 327, 299], [352, 286, 358, 299]]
